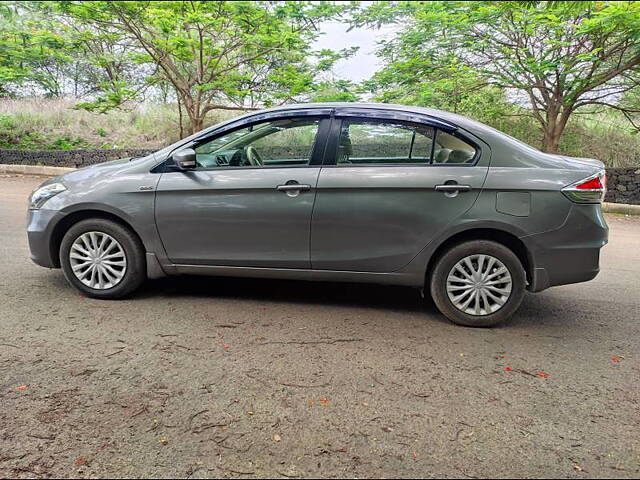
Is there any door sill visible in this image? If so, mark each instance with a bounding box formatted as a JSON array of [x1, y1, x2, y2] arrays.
[[172, 264, 420, 286]]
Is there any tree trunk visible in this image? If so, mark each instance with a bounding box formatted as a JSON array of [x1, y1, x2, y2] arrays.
[[186, 115, 204, 135], [542, 127, 561, 153], [176, 92, 184, 139], [540, 106, 571, 154], [180, 94, 205, 135]]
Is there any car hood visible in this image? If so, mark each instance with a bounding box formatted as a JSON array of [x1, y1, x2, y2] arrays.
[[46, 156, 151, 187]]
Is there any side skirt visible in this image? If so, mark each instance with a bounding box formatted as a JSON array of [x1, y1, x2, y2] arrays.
[[171, 264, 422, 287]]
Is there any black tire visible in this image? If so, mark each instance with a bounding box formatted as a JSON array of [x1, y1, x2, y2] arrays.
[[59, 218, 146, 299], [429, 240, 526, 327]]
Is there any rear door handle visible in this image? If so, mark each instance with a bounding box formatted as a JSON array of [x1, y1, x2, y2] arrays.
[[277, 184, 311, 192], [435, 184, 471, 192]]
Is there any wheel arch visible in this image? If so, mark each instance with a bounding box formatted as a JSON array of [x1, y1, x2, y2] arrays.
[[49, 209, 144, 268], [424, 227, 533, 288]]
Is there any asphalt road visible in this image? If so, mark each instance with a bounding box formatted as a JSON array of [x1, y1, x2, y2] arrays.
[[1, 174, 639, 479]]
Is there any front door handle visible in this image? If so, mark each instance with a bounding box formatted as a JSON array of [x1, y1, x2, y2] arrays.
[[277, 184, 311, 192], [277, 181, 311, 197], [435, 184, 472, 192]]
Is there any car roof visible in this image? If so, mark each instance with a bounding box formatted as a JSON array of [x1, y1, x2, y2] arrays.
[[262, 102, 481, 130], [255, 102, 518, 145]]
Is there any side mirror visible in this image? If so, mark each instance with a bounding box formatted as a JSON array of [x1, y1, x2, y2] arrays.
[[172, 148, 197, 170]]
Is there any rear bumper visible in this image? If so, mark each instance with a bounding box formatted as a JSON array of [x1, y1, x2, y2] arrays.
[[523, 203, 608, 292], [27, 208, 64, 268]]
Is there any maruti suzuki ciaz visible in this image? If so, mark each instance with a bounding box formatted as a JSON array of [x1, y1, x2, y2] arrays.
[[27, 103, 608, 327]]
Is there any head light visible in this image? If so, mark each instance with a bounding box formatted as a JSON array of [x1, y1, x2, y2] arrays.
[[29, 182, 66, 209]]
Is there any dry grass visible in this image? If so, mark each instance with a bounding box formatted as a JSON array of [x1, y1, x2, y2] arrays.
[[0, 98, 239, 149], [560, 111, 640, 168], [480, 108, 640, 168], [0, 98, 638, 167]]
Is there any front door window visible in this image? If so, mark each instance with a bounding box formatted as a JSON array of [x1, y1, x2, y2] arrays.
[[194, 118, 320, 169]]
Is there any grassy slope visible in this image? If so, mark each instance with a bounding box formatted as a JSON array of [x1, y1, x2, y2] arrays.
[[487, 108, 640, 168], [0, 98, 639, 167], [0, 99, 237, 151]]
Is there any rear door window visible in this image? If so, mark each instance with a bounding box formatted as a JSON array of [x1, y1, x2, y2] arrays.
[[336, 119, 434, 165]]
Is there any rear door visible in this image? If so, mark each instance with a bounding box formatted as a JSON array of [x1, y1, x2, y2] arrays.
[[155, 115, 329, 268], [310, 114, 489, 272]]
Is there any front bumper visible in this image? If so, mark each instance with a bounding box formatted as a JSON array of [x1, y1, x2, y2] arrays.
[[523, 203, 608, 292], [27, 208, 65, 268]]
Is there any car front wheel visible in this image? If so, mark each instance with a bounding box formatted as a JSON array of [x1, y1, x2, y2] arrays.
[[429, 240, 526, 327], [59, 218, 146, 299]]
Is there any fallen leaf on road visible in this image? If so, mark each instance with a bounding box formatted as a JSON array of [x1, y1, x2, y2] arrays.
[[574, 464, 587, 472], [159, 438, 168, 445]]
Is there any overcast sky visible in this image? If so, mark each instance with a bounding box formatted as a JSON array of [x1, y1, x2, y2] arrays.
[[313, 21, 398, 83]]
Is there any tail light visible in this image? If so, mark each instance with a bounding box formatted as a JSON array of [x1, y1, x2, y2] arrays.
[[562, 170, 606, 203]]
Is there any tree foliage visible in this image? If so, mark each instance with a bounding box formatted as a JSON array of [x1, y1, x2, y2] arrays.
[[2, 0, 640, 151], [0, 3, 73, 97], [355, 1, 640, 152], [0, 1, 354, 134], [47, 1, 351, 133]]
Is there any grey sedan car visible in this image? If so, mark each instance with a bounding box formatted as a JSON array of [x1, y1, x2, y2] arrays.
[[27, 103, 608, 326]]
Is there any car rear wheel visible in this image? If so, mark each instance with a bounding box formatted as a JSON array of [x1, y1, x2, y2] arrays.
[[60, 218, 146, 299], [429, 240, 526, 327]]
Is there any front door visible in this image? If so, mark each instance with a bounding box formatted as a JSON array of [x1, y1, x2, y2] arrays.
[[155, 116, 327, 268], [311, 117, 489, 272]]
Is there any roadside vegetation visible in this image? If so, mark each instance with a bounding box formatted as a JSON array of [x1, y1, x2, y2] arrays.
[[1, 98, 639, 167], [0, 98, 237, 150], [1, 1, 639, 166]]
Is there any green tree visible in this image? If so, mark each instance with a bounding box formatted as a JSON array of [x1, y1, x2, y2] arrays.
[[361, 51, 511, 125], [53, 1, 349, 134], [355, 1, 640, 153], [0, 3, 72, 97], [310, 79, 360, 102]]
